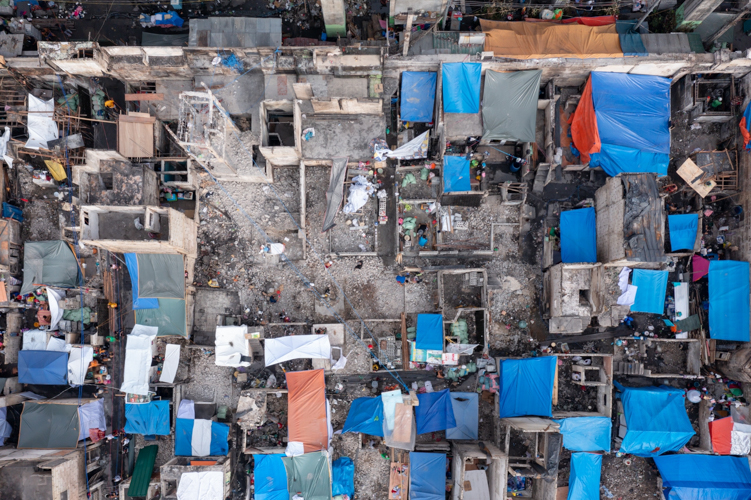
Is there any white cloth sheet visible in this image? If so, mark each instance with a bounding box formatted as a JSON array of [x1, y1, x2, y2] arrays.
[[214, 326, 250, 367], [176, 471, 224, 500], [160, 344, 180, 383], [23, 329, 47, 350], [68, 345, 93, 386], [120, 325, 158, 395], [191, 419, 213, 456], [264, 334, 331, 366], [25, 95, 59, 149]]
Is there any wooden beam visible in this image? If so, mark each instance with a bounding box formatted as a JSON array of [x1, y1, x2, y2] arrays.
[[119, 114, 155, 124], [401, 312, 408, 368], [552, 358, 559, 406], [402, 10, 415, 57], [125, 93, 164, 102]]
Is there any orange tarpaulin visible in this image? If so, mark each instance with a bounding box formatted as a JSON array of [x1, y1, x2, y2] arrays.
[[287, 369, 328, 453], [708, 416, 734, 455], [480, 20, 623, 59], [569, 75, 601, 163]]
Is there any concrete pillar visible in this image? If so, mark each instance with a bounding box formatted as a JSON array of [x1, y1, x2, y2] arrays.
[[321, 0, 347, 37], [675, 0, 724, 31]]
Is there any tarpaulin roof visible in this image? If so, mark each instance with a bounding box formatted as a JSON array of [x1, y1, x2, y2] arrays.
[[480, 20, 623, 59], [386, 131, 429, 160], [135, 298, 187, 337], [125, 401, 171, 435], [332, 457, 355, 497], [160, 344, 180, 383], [498, 357, 555, 418], [692, 254, 710, 281], [654, 455, 751, 500], [401, 72, 436, 123], [125, 253, 158, 309], [443, 156, 471, 193], [571, 73, 670, 176], [615, 382, 695, 457], [78, 399, 106, 441], [442, 63, 481, 114], [215, 325, 251, 367], [176, 471, 224, 500], [175, 418, 230, 456], [409, 452, 446, 500], [282, 451, 332, 500], [446, 392, 478, 440], [135, 253, 185, 299], [668, 214, 698, 252], [342, 397, 384, 436], [560, 208, 597, 263], [265, 335, 331, 366], [481, 69, 541, 143], [129, 445, 158, 497], [18, 402, 80, 449], [120, 325, 158, 396], [18, 350, 68, 385], [322, 157, 348, 232], [68, 346, 93, 387], [553, 417, 611, 452], [567, 453, 602, 500], [254, 454, 289, 500], [21, 241, 82, 296], [416, 314, 444, 350], [709, 413, 751, 456], [709, 260, 750, 341], [415, 389, 457, 434], [287, 369, 329, 453], [631, 269, 668, 315]]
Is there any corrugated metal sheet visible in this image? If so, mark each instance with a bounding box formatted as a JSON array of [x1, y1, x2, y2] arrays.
[[128, 445, 158, 497], [433, 32, 484, 55], [693, 12, 735, 43], [622, 174, 665, 263], [641, 33, 693, 54]]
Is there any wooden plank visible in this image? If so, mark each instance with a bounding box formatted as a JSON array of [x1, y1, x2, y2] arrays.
[[401, 312, 408, 368], [119, 114, 156, 124], [552, 358, 559, 406], [677, 158, 716, 198], [118, 117, 154, 158], [125, 93, 165, 102]]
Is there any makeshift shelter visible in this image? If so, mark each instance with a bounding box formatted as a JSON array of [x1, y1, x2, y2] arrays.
[[78, 399, 107, 441], [135, 298, 188, 337], [442, 63, 481, 114], [176, 471, 224, 500], [18, 350, 68, 385], [442, 156, 471, 193], [265, 335, 331, 367], [287, 369, 329, 454], [125, 401, 171, 435], [18, 402, 80, 449], [332, 457, 355, 497], [567, 453, 602, 500], [668, 214, 699, 252], [125, 253, 159, 309], [254, 454, 289, 500], [481, 69, 541, 143], [554, 417, 611, 452], [709, 260, 750, 341], [20, 241, 82, 296], [215, 325, 251, 367], [342, 397, 384, 436], [409, 452, 446, 500], [281, 451, 332, 500], [655, 455, 751, 500], [130, 445, 158, 498], [631, 269, 668, 315], [386, 131, 429, 160], [560, 208, 597, 263], [708, 407, 751, 455], [692, 254, 710, 281], [121, 325, 158, 395], [571, 72, 671, 177], [401, 72, 436, 123], [615, 382, 695, 457], [134, 253, 185, 299], [415, 313, 444, 351], [446, 392, 478, 440], [415, 389, 457, 434], [498, 357, 555, 418], [175, 418, 230, 456]]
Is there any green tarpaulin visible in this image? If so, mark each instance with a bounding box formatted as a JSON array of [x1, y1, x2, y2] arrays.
[[135, 298, 187, 336], [21, 241, 82, 295], [282, 452, 332, 500], [18, 402, 80, 449], [481, 69, 542, 143], [136, 254, 185, 299], [129, 445, 158, 497]]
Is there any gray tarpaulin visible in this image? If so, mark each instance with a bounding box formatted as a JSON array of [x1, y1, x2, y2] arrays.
[[481, 69, 541, 143], [142, 32, 189, 46], [18, 402, 80, 449], [322, 157, 349, 233], [21, 241, 82, 295], [137, 254, 185, 299], [135, 298, 187, 337], [282, 451, 332, 500]]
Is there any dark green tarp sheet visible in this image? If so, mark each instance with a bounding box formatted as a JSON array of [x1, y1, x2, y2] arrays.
[[21, 241, 82, 295], [282, 452, 332, 500], [136, 254, 185, 299], [481, 69, 542, 143], [18, 402, 80, 449], [135, 298, 187, 336]]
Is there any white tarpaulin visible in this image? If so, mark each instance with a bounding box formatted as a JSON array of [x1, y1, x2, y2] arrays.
[[264, 334, 331, 366], [177, 400, 195, 419], [176, 471, 224, 500], [47, 288, 64, 331], [25, 95, 59, 150], [0, 126, 12, 168], [68, 346, 93, 386], [0, 408, 10, 446], [674, 282, 689, 320], [23, 329, 47, 350], [78, 399, 107, 440], [120, 324, 158, 395], [46, 337, 68, 352], [215, 326, 250, 367], [192, 419, 213, 456], [463, 470, 491, 500], [160, 344, 180, 383], [386, 131, 429, 159]]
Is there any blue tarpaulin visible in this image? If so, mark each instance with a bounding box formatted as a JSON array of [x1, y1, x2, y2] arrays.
[[567, 453, 602, 500], [654, 455, 751, 500], [18, 350, 68, 385], [175, 418, 230, 456], [254, 454, 289, 500], [401, 72, 436, 122], [125, 253, 158, 309], [590, 72, 671, 176], [415, 389, 457, 434], [446, 392, 478, 440], [709, 260, 750, 342], [416, 313, 444, 351], [553, 417, 611, 452], [631, 269, 669, 315], [443, 156, 471, 193], [332, 457, 355, 497], [442, 63, 481, 114], [668, 214, 698, 252], [124, 401, 171, 436], [342, 397, 384, 436], [409, 453, 446, 500], [560, 208, 597, 263], [498, 357, 555, 418], [615, 382, 695, 457]]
